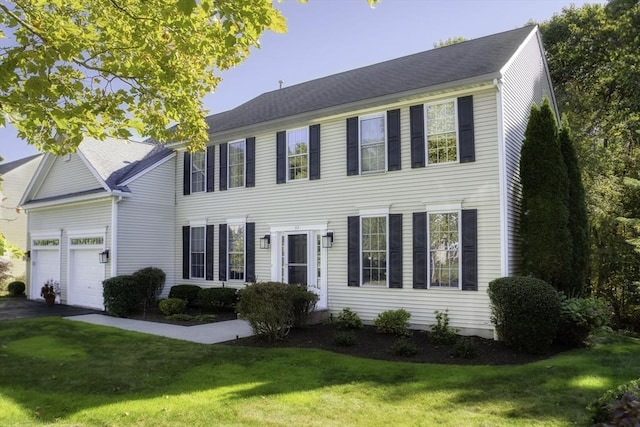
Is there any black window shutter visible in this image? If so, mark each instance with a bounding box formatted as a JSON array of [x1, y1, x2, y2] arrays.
[[182, 226, 190, 279], [206, 145, 215, 192], [413, 212, 428, 289], [218, 224, 227, 281], [389, 213, 403, 288], [276, 131, 286, 184], [347, 216, 360, 286], [346, 117, 359, 176], [461, 209, 478, 291], [246, 137, 256, 187], [458, 95, 475, 163], [206, 225, 214, 280], [183, 152, 191, 195], [309, 124, 321, 180], [219, 143, 228, 191], [246, 222, 255, 282], [387, 109, 401, 171], [410, 105, 425, 168]]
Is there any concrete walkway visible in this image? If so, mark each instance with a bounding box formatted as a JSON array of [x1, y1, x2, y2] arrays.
[[66, 314, 253, 344]]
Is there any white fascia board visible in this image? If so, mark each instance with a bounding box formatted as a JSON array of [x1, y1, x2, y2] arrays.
[[21, 191, 129, 211], [76, 149, 111, 191], [499, 26, 538, 76], [118, 151, 176, 186]]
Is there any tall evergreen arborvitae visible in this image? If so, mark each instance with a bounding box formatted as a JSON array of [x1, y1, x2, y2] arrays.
[[559, 121, 590, 294], [519, 98, 573, 293]]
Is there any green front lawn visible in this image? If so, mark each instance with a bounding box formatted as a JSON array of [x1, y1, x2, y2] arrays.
[[1, 318, 639, 426]]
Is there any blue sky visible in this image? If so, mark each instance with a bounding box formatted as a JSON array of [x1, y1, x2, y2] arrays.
[[0, 0, 600, 163]]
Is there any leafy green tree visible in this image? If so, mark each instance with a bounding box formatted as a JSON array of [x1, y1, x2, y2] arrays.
[[559, 121, 589, 294], [519, 98, 572, 292], [433, 36, 467, 48]]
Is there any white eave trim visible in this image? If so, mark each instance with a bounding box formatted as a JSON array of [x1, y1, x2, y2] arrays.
[[499, 26, 538, 76], [118, 151, 176, 186], [21, 190, 130, 211]]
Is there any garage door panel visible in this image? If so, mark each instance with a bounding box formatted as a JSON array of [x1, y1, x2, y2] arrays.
[[31, 250, 59, 300], [68, 249, 105, 310]]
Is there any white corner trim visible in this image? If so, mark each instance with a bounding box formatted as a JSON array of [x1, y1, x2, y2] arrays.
[[496, 85, 509, 277]]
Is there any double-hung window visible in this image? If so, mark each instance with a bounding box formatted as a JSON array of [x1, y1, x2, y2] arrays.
[[360, 113, 386, 173], [191, 151, 206, 193], [428, 211, 460, 288], [361, 216, 387, 286], [228, 140, 245, 188], [426, 100, 457, 164], [227, 224, 245, 281], [190, 226, 205, 278], [287, 128, 308, 180]]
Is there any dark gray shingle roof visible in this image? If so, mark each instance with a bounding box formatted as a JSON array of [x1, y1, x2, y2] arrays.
[[206, 25, 535, 135], [0, 154, 42, 175]]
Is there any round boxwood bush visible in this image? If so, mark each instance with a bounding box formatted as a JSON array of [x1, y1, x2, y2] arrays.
[[103, 275, 141, 317], [159, 298, 188, 316], [198, 287, 238, 312], [488, 276, 561, 353], [168, 284, 201, 305], [7, 281, 26, 296], [132, 267, 165, 306], [374, 308, 411, 336]]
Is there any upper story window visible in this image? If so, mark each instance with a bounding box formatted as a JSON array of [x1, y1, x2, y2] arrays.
[[191, 151, 206, 193], [228, 140, 246, 188], [190, 226, 205, 278], [228, 223, 245, 281], [360, 113, 386, 174], [287, 128, 308, 180], [428, 211, 460, 288], [361, 215, 387, 286], [426, 100, 457, 164]]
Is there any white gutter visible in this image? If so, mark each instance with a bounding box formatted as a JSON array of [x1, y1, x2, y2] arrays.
[[21, 190, 131, 211]]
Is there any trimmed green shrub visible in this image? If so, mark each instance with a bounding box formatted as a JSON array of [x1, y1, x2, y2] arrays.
[[198, 287, 238, 312], [333, 331, 356, 347], [237, 282, 318, 341], [159, 298, 188, 315], [7, 281, 26, 296], [555, 295, 610, 346], [488, 276, 561, 353], [103, 275, 141, 317], [451, 337, 479, 359], [390, 338, 417, 356], [169, 284, 201, 304], [132, 267, 165, 306], [430, 309, 458, 345], [335, 308, 364, 330], [374, 308, 411, 336], [286, 285, 318, 328], [588, 378, 640, 425]]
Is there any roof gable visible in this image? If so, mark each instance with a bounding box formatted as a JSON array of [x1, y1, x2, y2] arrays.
[[205, 25, 536, 135], [0, 154, 42, 175]]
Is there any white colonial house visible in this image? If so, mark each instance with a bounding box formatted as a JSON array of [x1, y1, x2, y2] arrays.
[[22, 25, 556, 337]]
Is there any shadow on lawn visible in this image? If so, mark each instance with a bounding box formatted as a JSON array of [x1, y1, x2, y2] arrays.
[[0, 317, 638, 425]]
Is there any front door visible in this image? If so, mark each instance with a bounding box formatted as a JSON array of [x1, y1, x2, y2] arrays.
[[275, 229, 327, 309]]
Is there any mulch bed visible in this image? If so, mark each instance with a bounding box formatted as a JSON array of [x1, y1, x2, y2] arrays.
[[223, 323, 572, 365]]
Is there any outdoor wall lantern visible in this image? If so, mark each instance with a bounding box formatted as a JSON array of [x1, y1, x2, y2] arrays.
[[260, 234, 271, 249], [99, 249, 110, 264], [322, 232, 334, 248], [25, 250, 31, 260]]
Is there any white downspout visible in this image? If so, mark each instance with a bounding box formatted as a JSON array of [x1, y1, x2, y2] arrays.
[[110, 196, 122, 277]]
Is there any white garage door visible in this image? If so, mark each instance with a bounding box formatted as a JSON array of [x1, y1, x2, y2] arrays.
[[68, 249, 105, 310], [31, 250, 60, 301]]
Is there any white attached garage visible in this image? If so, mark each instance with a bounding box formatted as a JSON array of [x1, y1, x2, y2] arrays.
[[67, 234, 107, 310]]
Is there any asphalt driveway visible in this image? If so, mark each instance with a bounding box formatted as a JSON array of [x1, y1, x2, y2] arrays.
[[0, 298, 103, 321]]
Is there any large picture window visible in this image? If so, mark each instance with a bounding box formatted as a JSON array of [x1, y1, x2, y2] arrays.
[[360, 114, 386, 173], [362, 216, 387, 286], [228, 224, 245, 281], [287, 128, 308, 180], [190, 226, 205, 278], [191, 151, 206, 192], [228, 140, 245, 188], [426, 100, 457, 164], [428, 212, 459, 288]]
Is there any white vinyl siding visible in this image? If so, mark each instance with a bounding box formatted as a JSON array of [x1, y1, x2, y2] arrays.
[[501, 31, 556, 276], [34, 155, 101, 199], [175, 87, 501, 338]]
